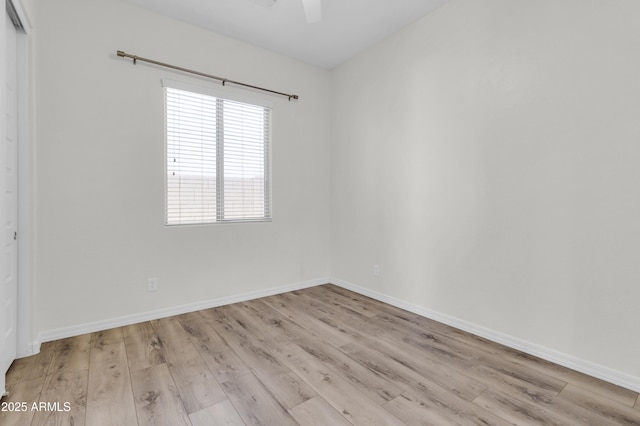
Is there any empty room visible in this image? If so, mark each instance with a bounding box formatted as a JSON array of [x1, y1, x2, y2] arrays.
[[1, 0, 640, 424]]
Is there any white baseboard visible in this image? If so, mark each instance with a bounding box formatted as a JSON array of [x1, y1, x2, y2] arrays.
[[331, 278, 640, 393], [16, 340, 40, 359], [29, 275, 640, 393], [36, 278, 329, 346]]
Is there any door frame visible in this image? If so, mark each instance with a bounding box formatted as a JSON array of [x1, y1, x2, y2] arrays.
[[7, 0, 34, 358]]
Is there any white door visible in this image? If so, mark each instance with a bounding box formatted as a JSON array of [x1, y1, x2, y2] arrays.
[[1, 12, 19, 395]]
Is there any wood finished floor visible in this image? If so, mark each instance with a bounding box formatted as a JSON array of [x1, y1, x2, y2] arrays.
[[2, 284, 639, 425]]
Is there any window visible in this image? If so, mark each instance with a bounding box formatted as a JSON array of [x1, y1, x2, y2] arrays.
[[164, 81, 271, 225]]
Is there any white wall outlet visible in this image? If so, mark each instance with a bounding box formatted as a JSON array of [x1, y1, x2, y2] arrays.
[[373, 264, 380, 277], [147, 278, 158, 292]]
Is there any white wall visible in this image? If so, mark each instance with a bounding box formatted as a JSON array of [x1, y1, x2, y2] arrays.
[[32, 0, 331, 332], [331, 0, 640, 379]]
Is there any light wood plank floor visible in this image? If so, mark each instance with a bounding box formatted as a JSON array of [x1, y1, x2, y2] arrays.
[[2, 284, 639, 425]]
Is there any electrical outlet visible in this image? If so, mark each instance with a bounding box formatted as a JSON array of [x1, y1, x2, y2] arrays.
[[373, 264, 380, 277], [147, 278, 158, 292]]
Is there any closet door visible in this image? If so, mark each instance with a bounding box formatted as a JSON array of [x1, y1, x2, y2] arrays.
[[0, 10, 19, 395]]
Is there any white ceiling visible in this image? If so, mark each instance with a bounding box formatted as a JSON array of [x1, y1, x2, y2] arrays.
[[128, 0, 449, 69]]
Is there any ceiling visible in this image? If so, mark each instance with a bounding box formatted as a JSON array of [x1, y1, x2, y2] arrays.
[[128, 0, 449, 69]]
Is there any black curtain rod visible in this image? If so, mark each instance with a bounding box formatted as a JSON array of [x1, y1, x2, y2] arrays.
[[116, 50, 299, 101]]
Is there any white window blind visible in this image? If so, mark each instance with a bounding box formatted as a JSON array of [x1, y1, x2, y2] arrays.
[[165, 85, 271, 225]]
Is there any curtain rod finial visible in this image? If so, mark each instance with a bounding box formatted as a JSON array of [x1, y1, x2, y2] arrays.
[[117, 50, 125, 57]]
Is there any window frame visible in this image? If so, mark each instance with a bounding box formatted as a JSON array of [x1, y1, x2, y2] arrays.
[[163, 79, 273, 226]]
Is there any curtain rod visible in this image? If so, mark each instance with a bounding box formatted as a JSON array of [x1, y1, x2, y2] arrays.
[[116, 50, 299, 101]]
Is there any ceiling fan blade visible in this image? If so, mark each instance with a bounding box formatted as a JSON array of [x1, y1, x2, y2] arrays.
[[302, 0, 321, 23]]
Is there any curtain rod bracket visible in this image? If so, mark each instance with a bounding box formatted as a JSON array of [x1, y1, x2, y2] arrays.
[[116, 50, 298, 101]]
